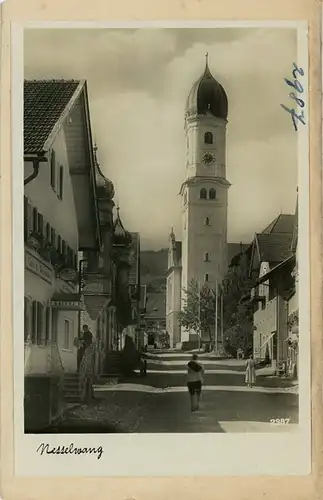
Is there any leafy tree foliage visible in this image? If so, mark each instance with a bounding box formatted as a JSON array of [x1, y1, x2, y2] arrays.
[[178, 279, 220, 343], [222, 258, 254, 356]]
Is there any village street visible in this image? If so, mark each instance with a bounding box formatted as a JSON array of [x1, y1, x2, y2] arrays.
[[51, 351, 299, 434]]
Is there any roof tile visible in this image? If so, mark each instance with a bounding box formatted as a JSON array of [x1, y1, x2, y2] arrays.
[[24, 80, 80, 153]]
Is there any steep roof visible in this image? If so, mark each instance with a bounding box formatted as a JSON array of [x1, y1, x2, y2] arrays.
[[24, 79, 81, 154], [186, 55, 228, 119], [261, 214, 295, 235], [256, 233, 293, 264]]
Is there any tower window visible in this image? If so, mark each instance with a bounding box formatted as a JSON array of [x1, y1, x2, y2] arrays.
[[209, 188, 216, 200], [204, 132, 213, 144], [200, 188, 207, 199], [205, 273, 209, 282], [204, 253, 210, 262], [205, 217, 210, 226]]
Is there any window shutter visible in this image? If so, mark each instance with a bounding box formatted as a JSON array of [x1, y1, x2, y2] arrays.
[[62, 240, 67, 259], [45, 306, 51, 342], [45, 223, 51, 241], [59, 166, 64, 199], [32, 207, 38, 233], [37, 213, 44, 235], [51, 228, 56, 246], [50, 150, 56, 189], [26, 202, 33, 237], [57, 235, 62, 253], [31, 301, 37, 344]]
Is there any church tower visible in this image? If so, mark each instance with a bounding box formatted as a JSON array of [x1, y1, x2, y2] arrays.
[[180, 54, 230, 313]]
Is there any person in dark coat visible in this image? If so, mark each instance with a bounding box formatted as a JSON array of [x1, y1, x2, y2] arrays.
[[77, 325, 93, 372]]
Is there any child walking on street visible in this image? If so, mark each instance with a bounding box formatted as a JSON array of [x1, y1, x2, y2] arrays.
[[187, 354, 204, 412]]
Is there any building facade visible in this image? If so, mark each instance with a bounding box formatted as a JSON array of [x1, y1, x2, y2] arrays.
[[250, 211, 297, 375], [24, 80, 102, 429]]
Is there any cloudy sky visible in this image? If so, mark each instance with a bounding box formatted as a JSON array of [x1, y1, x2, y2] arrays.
[[24, 27, 298, 250]]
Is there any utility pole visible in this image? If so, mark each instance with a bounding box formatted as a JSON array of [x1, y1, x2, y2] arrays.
[[198, 282, 201, 352], [215, 280, 218, 354], [220, 285, 224, 346]]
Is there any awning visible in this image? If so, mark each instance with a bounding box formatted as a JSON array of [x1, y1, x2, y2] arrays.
[[51, 293, 84, 311], [260, 332, 276, 350], [83, 295, 111, 321]]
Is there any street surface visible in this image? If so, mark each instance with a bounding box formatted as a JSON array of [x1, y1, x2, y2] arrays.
[[90, 350, 299, 433]]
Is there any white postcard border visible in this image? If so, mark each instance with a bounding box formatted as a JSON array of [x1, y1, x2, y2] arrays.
[[12, 20, 311, 477]]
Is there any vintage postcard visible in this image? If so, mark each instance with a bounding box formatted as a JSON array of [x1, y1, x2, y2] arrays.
[[0, 1, 321, 497], [12, 21, 311, 476]]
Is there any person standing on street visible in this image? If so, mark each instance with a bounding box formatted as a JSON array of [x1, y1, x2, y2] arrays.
[[245, 354, 256, 388], [77, 324, 93, 372], [187, 354, 204, 412]]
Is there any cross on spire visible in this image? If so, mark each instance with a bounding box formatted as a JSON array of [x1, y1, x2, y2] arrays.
[[205, 52, 209, 66]]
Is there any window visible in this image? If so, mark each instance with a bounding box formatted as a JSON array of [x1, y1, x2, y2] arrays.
[[31, 301, 37, 343], [204, 132, 213, 144], [58, 165, 64, 200], [209, 188, 216, 200], [200, 188, 207, 199], [64, 319, 71, 349], [36, 302, 45, 345], [184, 192, 187, 205], [45, 306, 51, 342], [205, 273, 209, 282], [204, 252, 210, 262], [31, 301, 45, 344], [50, 150, 56, 189], [205, 217, 210, 226]]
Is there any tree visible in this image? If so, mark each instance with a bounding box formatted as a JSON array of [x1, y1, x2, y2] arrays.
[[222, 260, 254, 356], [178, 279, 220, 343]]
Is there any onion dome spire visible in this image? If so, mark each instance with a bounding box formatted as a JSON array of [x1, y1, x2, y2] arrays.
[[113, 206, 132, 246], [93, 143, 115, 200], [186, 53, 228, 119]]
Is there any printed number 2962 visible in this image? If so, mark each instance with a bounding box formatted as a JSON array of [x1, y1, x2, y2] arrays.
[[270, 418, 290, 424]]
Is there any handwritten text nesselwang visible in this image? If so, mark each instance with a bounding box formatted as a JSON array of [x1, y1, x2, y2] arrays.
[[37, 442, 103, 460]]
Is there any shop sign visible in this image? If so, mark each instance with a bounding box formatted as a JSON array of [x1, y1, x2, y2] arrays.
[[83, 282, 105, 294], [25, 250, 53, 284], [51, 299, 84, 311]]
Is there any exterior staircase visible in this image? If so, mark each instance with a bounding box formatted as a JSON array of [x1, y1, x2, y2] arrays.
[[63, 373, 82, 403]]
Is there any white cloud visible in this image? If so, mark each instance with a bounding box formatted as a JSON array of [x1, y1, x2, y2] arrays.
[[24, 27, 298, 250]]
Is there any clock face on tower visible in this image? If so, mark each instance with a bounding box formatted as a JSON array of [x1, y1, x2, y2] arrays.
[[203, 152, 215, 164]]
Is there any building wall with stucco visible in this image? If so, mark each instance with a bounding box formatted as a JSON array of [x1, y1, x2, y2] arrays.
[[24, 127, 81, 374]]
